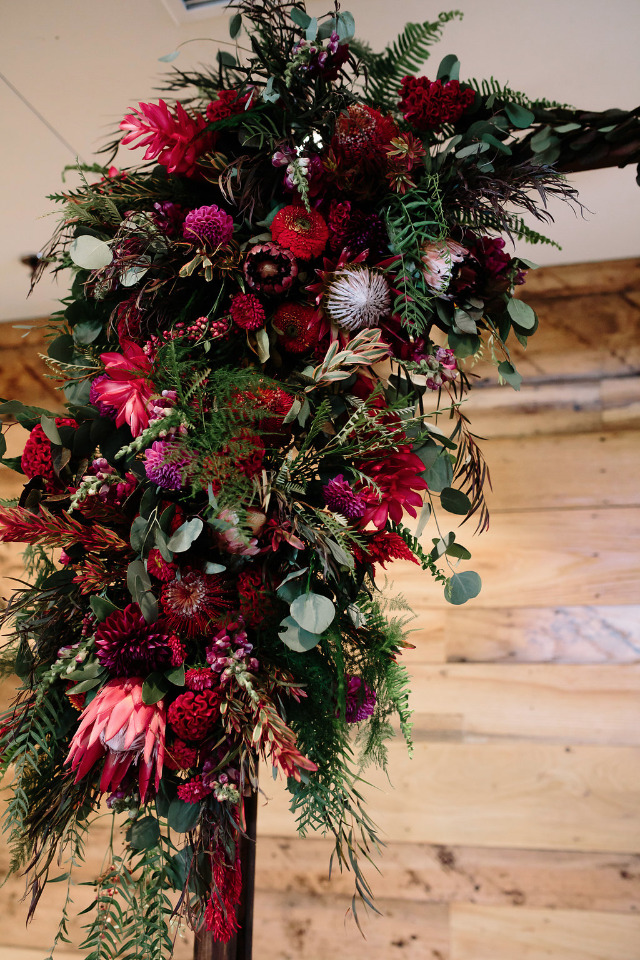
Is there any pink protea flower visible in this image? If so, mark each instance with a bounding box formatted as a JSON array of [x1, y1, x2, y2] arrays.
[[66, 677, 165, 802], [120, 99, 212, 176], [358, 447, 429, 529], [183, 204, 234, 247], [92, 342, 154, 438], [421, 239, 468, 293]]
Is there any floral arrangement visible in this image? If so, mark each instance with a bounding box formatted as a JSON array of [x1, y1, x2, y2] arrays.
[[0, 1, 604, 955]]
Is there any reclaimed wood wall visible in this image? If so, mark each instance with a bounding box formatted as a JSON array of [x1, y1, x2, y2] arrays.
[[0, 258, 639, 959]]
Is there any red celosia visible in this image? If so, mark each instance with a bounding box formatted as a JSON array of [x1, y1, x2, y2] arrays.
[[271, 205, 329, 260], [120, 99, 212, 176], [352, 530, 420, 568], [230, 292, 266, 331], [167, 689, 223, 742], [398, 75, 475, 131], [21, 417, 76, 493], [161, 571, 234, 637], [203, 841, 242, 942], [206, 89, 254, 124], [357, 448, 428, 529], [272, 302, 321, 353], [92, 341, 154, 438]]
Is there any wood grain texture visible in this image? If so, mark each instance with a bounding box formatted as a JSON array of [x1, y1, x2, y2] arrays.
[[259, 742, 640, 853], [417, 605, 640, 664], [450, 904, 640, 960], [406, 663, 640, 745], [396, 507, 640, 611]]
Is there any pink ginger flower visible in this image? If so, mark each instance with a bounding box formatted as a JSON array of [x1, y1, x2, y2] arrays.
[[66, 677, 166, 802], [92, 341, 154, 437], [120, 99, 212, 176], [358, 447, 428, 529]]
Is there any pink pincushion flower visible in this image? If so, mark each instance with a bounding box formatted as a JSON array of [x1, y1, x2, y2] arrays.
[[358, 447, 428, 529], [120, 99, 212, 176], [92, 342, 154, 438], [66, 677, 165, 802]]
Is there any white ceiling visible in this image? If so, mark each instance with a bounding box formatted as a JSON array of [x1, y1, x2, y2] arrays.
[[1, 0, 639, 322]]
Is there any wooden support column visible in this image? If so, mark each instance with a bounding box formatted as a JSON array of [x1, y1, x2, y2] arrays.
[[194, 787, 259, 960]]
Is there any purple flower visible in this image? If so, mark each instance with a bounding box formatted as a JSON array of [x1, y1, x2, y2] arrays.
[[90, 374, 118, 419], [345, 676, 376, 723], [144, 439, 193, 490], [323, 474, 366, 519], [183, 204, 234, 246]]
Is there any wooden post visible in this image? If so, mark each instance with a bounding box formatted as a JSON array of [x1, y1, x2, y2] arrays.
[[193, 786, 259, 960]]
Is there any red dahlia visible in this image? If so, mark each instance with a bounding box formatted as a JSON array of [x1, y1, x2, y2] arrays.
[[95, 604, 173, 676], [229, 293, 266, 331], [272, 303, 320, 353], [271, 205, 329, 261]]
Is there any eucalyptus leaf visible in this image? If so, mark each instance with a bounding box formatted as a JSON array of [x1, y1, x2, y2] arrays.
[[204, 561, 226, 574], [229, 12, 242, 38], [167, 518, 203, 552], [262, 77, 279, 104], [423, 450, 453, 492], [507, 298, 537, 331], [158, 51, 180, 62], [498, 360, 523, 391], [168, 799, 200, 833], [290, 7, 312, 28], [305, 17, 318, 41], [453, 309, 477, 335], [217, 50, 236, 67], [415, 499, 432, 538], [447, 330, 480, 358], [128, 816, 160, 851], [142, 672, 170, 705], [326, 538, 354, 569], [445, 571, 482, 605], [89, 595, 120, 622], [440, 487, 472, 515], [504, 102, 535, 128], [255, 326, 270, 363], [436, 54, 460, 82], [279, 616, 322, 653], [165, 663, 185, 687], [69, 235, 113, 270], [290, 593, 335, 633], [72, 320, 103, 345], [40, 415, 61, 446]]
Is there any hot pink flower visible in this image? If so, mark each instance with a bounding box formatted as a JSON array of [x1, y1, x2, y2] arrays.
[[120, 99, 212, 176], [66, 677, 165, 802], [358, 447, 428, 529], [92, 342, 154, 437]]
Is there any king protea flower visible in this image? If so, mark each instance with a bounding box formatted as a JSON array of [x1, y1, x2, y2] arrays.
[[66, 677, 165, 801]]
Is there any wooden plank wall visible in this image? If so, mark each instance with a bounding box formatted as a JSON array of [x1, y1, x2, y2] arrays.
[[0, 258, 639, 959]]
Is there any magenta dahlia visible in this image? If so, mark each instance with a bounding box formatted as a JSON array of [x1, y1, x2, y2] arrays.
[[144, 439, 194, 491], [323, 475, 366, 519], [95, 604, 173, 676], [183, 204, 234, 247]]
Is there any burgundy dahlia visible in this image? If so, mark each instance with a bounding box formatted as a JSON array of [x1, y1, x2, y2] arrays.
[[323, 474, 366, 519], [183, 204, 234, 247], [243, 242, 298, 296], [167, 689, 223, 741], [95, 603, 173, 676]]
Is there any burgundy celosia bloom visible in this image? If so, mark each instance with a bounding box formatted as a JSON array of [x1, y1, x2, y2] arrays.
[[358, 448, 429, 529], [271, 205, 329, 260], [21, 418, 76, 493], [144, 439, 193, 491], [344, 676, 377, 723], [398, 75, 475, 131], [183, 204, 234, 247], [323, 474, 366, 519], [161, 571, 233, 637], [167, 689, 223, 741], [204, 841, 242, 942], [230, 292, 266, 331], [92, 342, 154, 438], [120, 99, 212, 176], [66, 677, 165, 802], [95, 604, 173, 676], [243, 242, 298, 296]]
